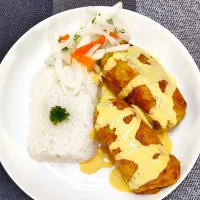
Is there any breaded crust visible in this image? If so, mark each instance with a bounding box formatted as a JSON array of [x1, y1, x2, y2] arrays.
[[100, 53, 187, 130], [96, 99, 180, 194]]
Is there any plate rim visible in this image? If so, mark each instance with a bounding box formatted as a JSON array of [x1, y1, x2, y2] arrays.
[[0, 6, 200, 200]]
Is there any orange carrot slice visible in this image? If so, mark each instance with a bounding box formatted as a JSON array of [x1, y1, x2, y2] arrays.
[[76, 55, 95, 72], [70, 35, 106, 71], [110, 32, 119, 38], [59, 34, 70, 42], [72, 35, 106, 57]]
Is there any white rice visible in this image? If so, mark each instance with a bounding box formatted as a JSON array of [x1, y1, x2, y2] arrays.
[[28, 67, 98, 162]]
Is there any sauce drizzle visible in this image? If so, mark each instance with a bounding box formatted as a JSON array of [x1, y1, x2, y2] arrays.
[[104, 46, 177, 129], [109, 168, 130, 192], [95, 86, 170, 190], [79, 146, 114, 174], [157, 131, 173, 153]]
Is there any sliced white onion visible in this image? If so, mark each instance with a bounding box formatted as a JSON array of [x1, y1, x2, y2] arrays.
[[104, 44, 130, 52], [60, 82, 73, 94], [92, 19, 129, 42], [87, 6, 118, 20], [54, 54, 76, 89], [46, 25, 60, 52], [95, 44, 129, 54], [44, 53, 56, 67], [101, 41, 114, 49], [118, 32, 131, 41], [85, 74, 98, 99], [56, 29, 80, 51], [61, 52, 71, 65], [92, 44, 130, 60], [86, 44, 101, 57], [81, 26, 119, 45], [95, 18, 116, 32], [71, 59, 83, 94], [57, 36, 75, 51], [77, 35, 92, 48], [46, 1, 130, 98], [94, 64, 101, 73], [113, 2, 123, 9], [80, 65, 98, 99], [92, 52, 105, 60]]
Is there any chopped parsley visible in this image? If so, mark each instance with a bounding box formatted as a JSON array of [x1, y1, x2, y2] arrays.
[[106, 18, 113, 25], [98, 13, 101, 16], [73, 33, 81, 41], [120, 28, 125, 33], [50, 106, 70, 125], [62, 46, 69, 51], [92, 17, 96, 24], [58, 36, 62, 43], [113, 28, 118, 34]]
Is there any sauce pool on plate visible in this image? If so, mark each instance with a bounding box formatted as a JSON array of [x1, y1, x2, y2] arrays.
[[80, 146, 130, 192], [79, 146, 114, 174], [157, 131, 173, 153], [109, 168, 130, 192]]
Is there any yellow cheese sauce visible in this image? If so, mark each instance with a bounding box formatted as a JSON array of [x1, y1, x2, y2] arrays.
[[79, 146, 114, 174], [157, 131, 173, 153], [92, 73, 99, 82], [104, 46, 177, 129], [132, 105, 152, 128], [132, 105, 173, 153], [89, 128, 97, 140], [95, 86, 170, 190], [109, 168, 130, 192], [101, 84, 116, 102]]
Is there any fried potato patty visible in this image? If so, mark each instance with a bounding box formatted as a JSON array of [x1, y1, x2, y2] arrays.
[[100, 52, 187, 130], [96, 99, 180, 194]]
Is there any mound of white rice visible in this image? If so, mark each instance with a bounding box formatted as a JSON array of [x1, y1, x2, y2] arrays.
[[28, 67, 98, 162]]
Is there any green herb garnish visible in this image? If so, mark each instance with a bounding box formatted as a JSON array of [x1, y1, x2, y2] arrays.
[[50, 106, 70, 125], [73, 33, 81, 41], [106, 18, 113, 25], [58, 36, 62, 43], [92, 17, 96, 24], [62, 46, 69, 51], [113, 28, 118, 34], [120, 28, 125, 33], [98, 13, 101, 16]]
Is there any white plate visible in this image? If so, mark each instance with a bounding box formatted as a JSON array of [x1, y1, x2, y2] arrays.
[[0, 6, 200, 200]]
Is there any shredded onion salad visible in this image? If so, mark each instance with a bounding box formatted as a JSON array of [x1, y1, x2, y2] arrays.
[[45, 2, 131, 95]]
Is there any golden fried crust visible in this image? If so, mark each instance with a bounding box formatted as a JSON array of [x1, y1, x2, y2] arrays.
[[97, 99, 180, 194], [112, 99, 130, 110], [119, 40, 128, 45], [124, 84, 156, 113], [172, 88, 187, 123], [138, 54, 151, 65], [135, 121, 160, 146], [94, 110, 99, 124], [98, 125, 117, 146], [159, 80, 168, 93], [123, 114, 134, 124], [152, 120, 162, 130], [100, 53, 187, 129], [117, 159, 138, 182], [102, 59, 139, 94], [133, 155, 180, 194]]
